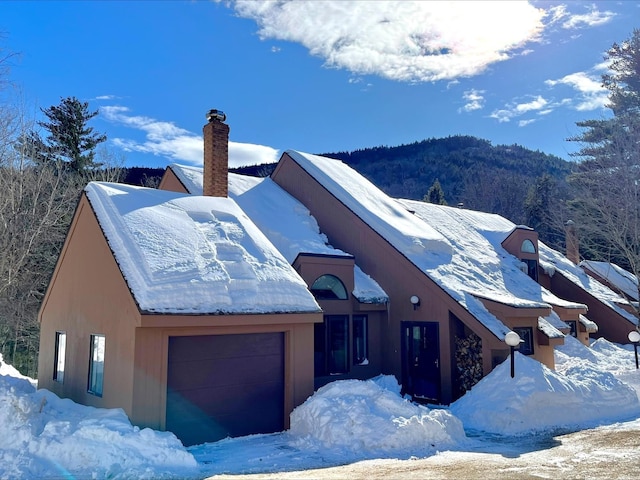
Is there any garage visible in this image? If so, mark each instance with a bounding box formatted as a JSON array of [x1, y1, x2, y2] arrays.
[[166, 332, 285, 446]]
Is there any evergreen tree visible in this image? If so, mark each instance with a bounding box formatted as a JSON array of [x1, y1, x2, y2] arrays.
[[424, 178, 447, 205], [524, 174, 563, 245], [570, 29, 640, 164], [38, 96, 107, 173], [567, 29, 640, 313]]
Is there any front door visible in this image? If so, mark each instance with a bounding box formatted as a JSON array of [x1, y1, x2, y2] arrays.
[[401, 322, 441, 403]]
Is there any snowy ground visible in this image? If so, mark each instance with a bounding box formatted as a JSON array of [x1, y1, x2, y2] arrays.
[[1, 336, 640, 480]]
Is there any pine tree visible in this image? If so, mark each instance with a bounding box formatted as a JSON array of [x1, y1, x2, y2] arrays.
[[570, 29, 640, 164], [38, 96, 107, 173], [424, 179, 447, 205], [567, 29, 640, 314], [524, 174, 560, 243]]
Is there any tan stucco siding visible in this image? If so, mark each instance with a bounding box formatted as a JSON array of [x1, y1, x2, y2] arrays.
[[157, 168, 189, 194], [38, 196, 140, 414]]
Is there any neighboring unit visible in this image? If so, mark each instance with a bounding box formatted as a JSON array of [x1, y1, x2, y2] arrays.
[[536, 232, 637, 344]]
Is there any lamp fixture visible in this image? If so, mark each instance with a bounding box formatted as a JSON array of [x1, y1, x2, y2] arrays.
[[504, 331, 522, 378], [410, 295, 420, 310], [628, 330, 640, 369]]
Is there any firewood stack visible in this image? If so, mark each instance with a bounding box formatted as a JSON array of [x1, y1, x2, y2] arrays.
[[455, 333, 483, 395]]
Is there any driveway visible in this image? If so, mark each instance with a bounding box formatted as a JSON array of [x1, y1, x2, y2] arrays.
[[206, 419, 640, 479]]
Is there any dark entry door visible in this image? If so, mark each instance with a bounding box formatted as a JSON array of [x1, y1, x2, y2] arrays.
[[166, 332, 284, 446], [401, 322, 441, 403]]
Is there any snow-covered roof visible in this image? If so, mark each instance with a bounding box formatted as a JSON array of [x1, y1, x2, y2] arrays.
[[542, 309, 570, 332], [400, 200, 584, 312], [538, 316, 565, 339], [580, 260, 638, 301], [539, 244, 638, 327], [169, 163, 204, 195], [285, 151, 570, 339], [84, 182, 321, 314], [579, 314, 599, 333], [167, 164, 388, 304], [393, 186, 632, 329]]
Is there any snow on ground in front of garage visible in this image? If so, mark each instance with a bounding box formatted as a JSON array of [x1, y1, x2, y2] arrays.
[[1, 337, 640, 479]]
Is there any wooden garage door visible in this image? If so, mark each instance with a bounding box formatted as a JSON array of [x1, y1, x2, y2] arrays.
[[166, 332, 284, 446]]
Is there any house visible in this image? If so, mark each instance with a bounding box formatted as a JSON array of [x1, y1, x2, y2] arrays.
[[37, 114, 323, 447], [41, 110, 624, 447]]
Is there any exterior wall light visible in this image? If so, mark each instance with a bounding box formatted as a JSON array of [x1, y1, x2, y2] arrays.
[[504, 331, 522, 378], [410, 295, 420, 310], [628, 330, 640, 369]]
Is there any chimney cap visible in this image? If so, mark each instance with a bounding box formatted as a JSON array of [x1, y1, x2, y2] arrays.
[[206, 109, 226, 123]]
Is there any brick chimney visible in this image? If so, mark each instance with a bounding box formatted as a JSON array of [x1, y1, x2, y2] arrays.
[[565, 220, 579, 265], [203, 109, 229, 197]]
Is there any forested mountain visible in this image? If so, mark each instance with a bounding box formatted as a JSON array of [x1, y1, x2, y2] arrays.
[[322, 135, 572, 223], [233, 135, 573, 242]]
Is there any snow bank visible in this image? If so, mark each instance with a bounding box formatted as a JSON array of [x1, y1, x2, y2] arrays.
[[288, 376, 466, 454], [0, 358, 197, 480], [450, 351, 640, 435]]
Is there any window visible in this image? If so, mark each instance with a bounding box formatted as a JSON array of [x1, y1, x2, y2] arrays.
[[88, 334, 105, 396], [353, 315, 368, 365], [523, 258, 539, 282], [566, 320, 577, 337], [521, 239, 536, 254], [53, 332, 66, 383], [310, 275, 348, 300], [512, 327, 534, 356], [314, 315, 349, 376]]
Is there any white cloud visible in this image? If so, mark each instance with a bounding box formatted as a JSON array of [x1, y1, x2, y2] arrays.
[[489, 94, 551, 122], [95, 95, 118, 100], [489, 108, 514, 123], [545, 71, 608, 111], [515, 95, 548, 113], [459, 89, 485, 112], [545, 5, 569, 25], [561, 6, 615, 29], [231, 0, 546, 82], [518, 118, 536, 127], [101, 106, 280, 167]]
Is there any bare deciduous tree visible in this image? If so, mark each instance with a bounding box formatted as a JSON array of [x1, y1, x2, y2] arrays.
[[0, 101, 123, 376]]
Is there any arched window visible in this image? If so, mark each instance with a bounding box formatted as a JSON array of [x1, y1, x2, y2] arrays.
[[521, 239, 536, 253], [310, 274, 348, 300]]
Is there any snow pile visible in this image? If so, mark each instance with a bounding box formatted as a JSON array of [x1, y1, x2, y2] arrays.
[[450, 350, 640, 435], [288, 376, 466, 454], [2, 337, 640, 478], [0, 354, 35, 385], [0, 357, 197, 479]]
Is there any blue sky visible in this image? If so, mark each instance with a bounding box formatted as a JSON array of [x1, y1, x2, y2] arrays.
[[1, 1, 638, 168]]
